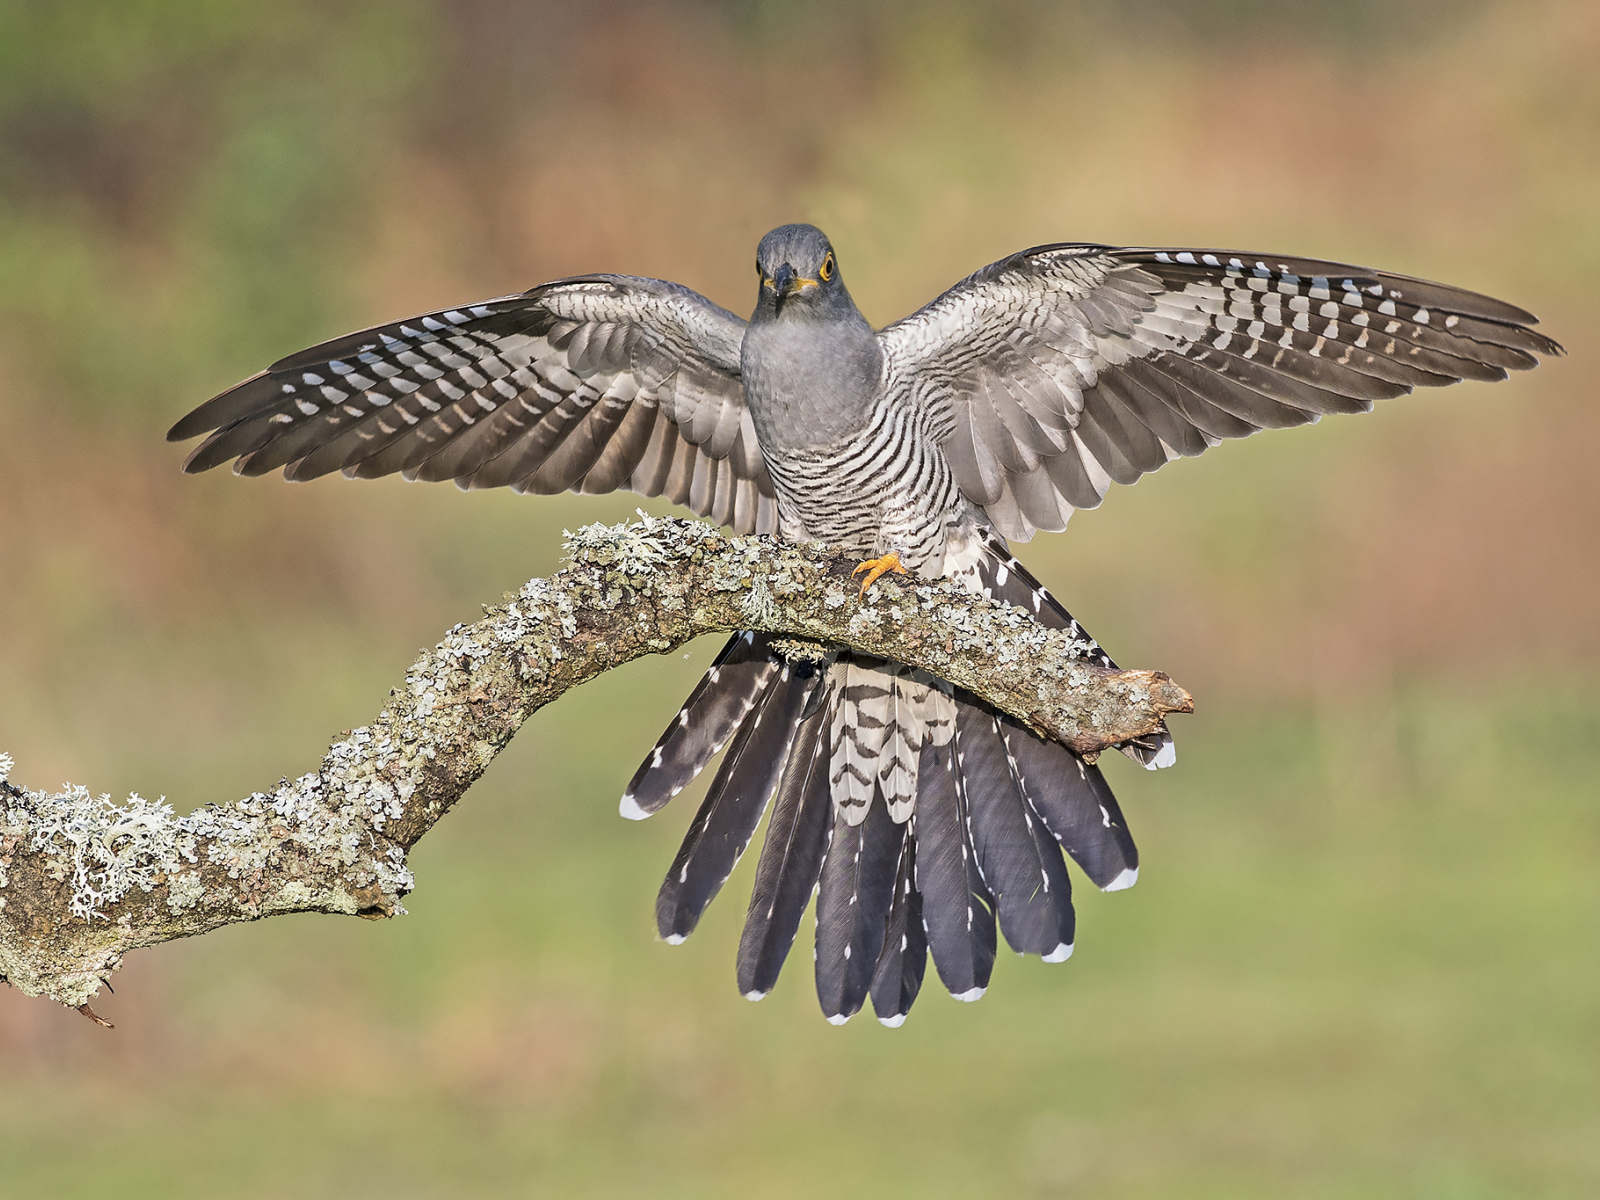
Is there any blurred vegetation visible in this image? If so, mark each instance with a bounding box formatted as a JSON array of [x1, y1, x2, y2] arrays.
[[0, 2, 1595, 1197]]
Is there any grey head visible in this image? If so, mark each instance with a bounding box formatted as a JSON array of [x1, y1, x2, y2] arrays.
[[741, 224, 882, 451], [752, 224, 866, 326]]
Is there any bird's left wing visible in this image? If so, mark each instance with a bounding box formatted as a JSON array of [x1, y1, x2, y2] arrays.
[[168, 275, 777, 534], [879, 245, 1562, 541]]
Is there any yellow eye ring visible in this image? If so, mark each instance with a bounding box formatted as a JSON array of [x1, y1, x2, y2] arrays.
[[819, 252, 835, 282]]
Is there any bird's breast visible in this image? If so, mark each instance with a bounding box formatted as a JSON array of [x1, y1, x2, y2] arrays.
[[740, 319, 883, 453]]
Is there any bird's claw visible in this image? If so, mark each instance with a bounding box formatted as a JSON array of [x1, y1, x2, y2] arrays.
[[851, 552, 907, 597]]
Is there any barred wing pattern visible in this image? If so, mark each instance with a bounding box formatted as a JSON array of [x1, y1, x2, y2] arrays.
[[880, 245, 1563, 542], [169, 276, 778, 535]]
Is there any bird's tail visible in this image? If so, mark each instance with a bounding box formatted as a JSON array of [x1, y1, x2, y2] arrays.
[[622, 606, 1145, 1025]]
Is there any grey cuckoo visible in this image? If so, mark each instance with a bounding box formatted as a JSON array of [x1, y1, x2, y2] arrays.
[[168, 224, 1561, 1025]]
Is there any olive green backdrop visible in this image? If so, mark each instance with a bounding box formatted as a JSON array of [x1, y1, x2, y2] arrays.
[[1, 2, 1595, 1196]]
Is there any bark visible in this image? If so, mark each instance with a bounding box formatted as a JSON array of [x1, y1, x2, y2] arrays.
[[0, 516, 1192, 1016]]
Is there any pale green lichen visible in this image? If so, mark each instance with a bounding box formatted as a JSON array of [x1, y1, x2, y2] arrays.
[[770, 636, 834, 664], [740, 577, 782, 625], [0, 776, 195, 921], [0, 752, 414, 925], [563, 510, 717, 578], [165, 870, 205, 912]]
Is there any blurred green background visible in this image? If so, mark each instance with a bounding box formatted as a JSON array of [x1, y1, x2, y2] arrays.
[[1, 2, 1596, 1196]]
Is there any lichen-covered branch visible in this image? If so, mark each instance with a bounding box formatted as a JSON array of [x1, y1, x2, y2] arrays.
[[0, 516, 1192, 1014]]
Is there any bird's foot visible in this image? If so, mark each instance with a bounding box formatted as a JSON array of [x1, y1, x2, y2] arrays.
[[851, 552, 907, 597]]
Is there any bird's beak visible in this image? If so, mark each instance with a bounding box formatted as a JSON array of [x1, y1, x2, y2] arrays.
[[770, 262, 817, 313]]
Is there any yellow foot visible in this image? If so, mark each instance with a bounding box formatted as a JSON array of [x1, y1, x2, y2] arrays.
[[851, 552, 908, 597]]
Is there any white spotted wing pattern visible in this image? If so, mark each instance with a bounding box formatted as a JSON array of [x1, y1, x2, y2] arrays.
[[880, 244, 1562, 541], [170, 275, 777, 534]]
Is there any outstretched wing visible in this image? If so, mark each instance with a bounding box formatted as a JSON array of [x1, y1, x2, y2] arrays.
[[880, 245, 1563, 541], [168, 275, 777, 535]]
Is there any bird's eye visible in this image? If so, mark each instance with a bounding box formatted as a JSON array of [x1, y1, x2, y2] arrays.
[[819, 252, 835, 282]]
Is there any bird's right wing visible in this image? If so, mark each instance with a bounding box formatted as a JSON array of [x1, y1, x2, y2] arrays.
[[879, 244, 1562, 541], [168, 275, 778, 535]]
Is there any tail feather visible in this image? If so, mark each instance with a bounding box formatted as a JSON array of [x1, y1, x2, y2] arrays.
[[869, 833, 928, 1027], [957, 705, 1077, 959], [621, 631, 777, 819], [736, 689, 835, 1000], [878, 669, 917, 820], [655, 661, 823, 942], [885, 671, 957, 822], [914, 736, 998, 1001], [626, 516, 1160, 1024], [829, 659, 892, 825], [814, 789, 905, 1024], [1002, 720, 1140, 891]]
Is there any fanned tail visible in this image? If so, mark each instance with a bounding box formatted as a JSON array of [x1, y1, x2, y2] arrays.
[[623, 530, 1151, 1026]]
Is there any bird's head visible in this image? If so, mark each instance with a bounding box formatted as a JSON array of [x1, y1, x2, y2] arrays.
[[755, 224, 849, 319]]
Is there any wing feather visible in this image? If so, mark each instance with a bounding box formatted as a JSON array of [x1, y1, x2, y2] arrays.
[[169, 276, 776, 534], [881, 245, 1561, 539]]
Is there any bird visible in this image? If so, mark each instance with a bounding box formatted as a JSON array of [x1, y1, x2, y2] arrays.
[[167, 224, 1561, 1025]]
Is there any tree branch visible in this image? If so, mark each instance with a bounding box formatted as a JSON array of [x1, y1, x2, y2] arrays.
[[0, 516, 1192, 1015]]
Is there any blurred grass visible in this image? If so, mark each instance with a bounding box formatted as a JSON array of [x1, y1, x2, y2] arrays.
[[2, 682, 1595, 1198], [1, 1, 1596, 1196]]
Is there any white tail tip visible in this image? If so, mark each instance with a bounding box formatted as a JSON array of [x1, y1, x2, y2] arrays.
[[1103, 866, 1140, 892], [743, 989, 767, 1002], [825, 1013, 851, 1026], [1042, 941, 1075, 963], [619, 793, 650, 821], [1145, 741, 1177, 770], [952, 986, 986, 1003], [877, 1013, 907, 1028], [664, 933, 687, 945]]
